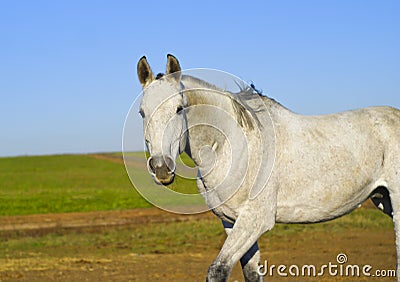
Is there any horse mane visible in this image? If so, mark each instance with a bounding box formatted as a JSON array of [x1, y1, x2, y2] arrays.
[[182, 75, 284, 131]]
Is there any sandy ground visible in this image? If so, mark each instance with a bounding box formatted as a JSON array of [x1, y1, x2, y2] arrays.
[[0, 208, 397, 281]]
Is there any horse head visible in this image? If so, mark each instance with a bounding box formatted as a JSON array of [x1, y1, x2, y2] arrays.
[[137, 54, 188, 185]]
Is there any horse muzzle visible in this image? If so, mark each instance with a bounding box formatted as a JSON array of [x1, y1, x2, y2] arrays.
[[147, 155, 176, 186]]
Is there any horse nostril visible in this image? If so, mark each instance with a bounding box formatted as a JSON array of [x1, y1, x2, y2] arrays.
[[164, 156, 176, 173], [147, 156, 157, 174], [147, 155, 175, 175]]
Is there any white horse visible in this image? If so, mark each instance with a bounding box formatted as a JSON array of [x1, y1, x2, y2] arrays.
[[137, 54, 400, 281]]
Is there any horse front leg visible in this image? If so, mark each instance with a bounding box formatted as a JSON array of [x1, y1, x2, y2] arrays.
[[207, 206, 275, 282], [222, 221, 263, 282]]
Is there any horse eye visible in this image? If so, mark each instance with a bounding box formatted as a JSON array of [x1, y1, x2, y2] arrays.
[[176, 105, 184, 114], [139, 109, 145, 118]]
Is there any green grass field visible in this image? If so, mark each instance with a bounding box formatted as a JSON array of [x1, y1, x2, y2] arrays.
[[0, 153, 199, 216], [0, 154, 144, 215], [0, 152, 394, 228]]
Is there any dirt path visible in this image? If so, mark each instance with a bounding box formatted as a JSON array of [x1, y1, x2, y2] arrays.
[[0, 208, 397, 281], [0, 208, 212, 234]]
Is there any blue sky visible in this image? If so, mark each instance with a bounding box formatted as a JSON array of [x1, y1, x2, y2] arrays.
[[0, 1, 399, 157]]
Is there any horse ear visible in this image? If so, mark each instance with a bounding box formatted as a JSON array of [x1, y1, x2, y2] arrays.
[[137, 56, 154, 87], [166, 54, 181, 81]]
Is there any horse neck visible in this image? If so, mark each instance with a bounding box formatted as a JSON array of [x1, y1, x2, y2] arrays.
[[181, 76, 239, 167], [180, 76, 287, 189]]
